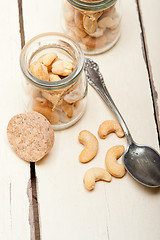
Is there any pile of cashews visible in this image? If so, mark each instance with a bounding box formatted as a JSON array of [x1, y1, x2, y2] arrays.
[[63, 1, 121, 51], [78, 120, 126, 191]]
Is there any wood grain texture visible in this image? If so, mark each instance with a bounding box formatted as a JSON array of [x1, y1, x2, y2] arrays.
[[22, 0, 160, 239], [28, 178, 41, 240], [30, 163, 41, 240], [0, 0, 30, 239], [18, 0, 25, 48], [139, 0, 160, 142]]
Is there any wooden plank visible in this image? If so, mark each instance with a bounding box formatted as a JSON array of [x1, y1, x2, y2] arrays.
[[139, 0, 160, 137], [0, 0, 30, 238], [22, 0, 160, 239], [18, 1, 40, 238]]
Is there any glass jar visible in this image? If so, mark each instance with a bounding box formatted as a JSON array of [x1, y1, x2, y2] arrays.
[[20, 33, 87, 130], [62, 0, 121, 55]]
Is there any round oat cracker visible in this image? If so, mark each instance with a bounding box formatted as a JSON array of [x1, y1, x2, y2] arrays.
[[7, 111, 54, 162]]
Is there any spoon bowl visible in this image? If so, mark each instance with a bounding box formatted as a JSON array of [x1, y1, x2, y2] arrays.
[[84, 58, 160, 187], [124, 142, 160, 187]]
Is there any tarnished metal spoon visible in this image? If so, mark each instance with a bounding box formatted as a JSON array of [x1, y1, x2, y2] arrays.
[[84, 58, 160, 187]]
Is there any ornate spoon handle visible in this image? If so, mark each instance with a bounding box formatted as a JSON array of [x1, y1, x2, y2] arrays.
[[84, 58, 133, 145]]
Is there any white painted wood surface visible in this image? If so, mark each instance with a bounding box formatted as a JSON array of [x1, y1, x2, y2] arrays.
[[1, 0, 160, 239], [140, 0, 160, 123], [22, 0, 160, 239], [0, 0, 30, 239]]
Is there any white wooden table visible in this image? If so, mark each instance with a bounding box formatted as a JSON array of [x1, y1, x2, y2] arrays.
[[1, 0, 160, 239]]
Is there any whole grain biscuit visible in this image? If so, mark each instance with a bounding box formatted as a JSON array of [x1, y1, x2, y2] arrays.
[[7, 111, 54, 162]]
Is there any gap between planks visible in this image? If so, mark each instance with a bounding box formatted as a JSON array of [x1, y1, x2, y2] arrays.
[[136, 0, 160, 145], [17, 0, 41, 239]]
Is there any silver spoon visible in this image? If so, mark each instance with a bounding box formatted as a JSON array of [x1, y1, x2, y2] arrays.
[[84, 58, 160, 187]]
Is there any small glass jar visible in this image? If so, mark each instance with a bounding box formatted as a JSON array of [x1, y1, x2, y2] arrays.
[[62, 0, 121, 55], [20, 33, 87, 130]]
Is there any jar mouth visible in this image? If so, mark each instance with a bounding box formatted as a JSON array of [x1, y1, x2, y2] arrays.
[[67, 0, 117, 11], [20, 32, 84, 90]]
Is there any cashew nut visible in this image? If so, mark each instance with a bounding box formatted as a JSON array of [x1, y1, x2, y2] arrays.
[[59, 111, 70, 123], [109, 17, 120, 30], [81, 35, 97, 49], [64, 2, 75, 23], [41, 91, 63, 106], [74, 100, 81, 109], [30, 62, 49, 81], [32, 99, 60, 125], [63, 60, 73, 70], [83, 15, 98, 34], [34, 97, 48, 107], [36, 55, 44, 63], [83, 167, 112, 191], [98, 120, 124, 139], [72, 26, 87, 38], [42, 52, 57, 66], [78, 130, 98, 163], [84, 11, 103, 21], [98, 16, 114, 29], [89, 27, 105, 37], [81, 33, 108, 49], [74, 10, 84, 30], [64, 89, 82, 104], [98, 16, 120, 30], [101, 5, 115, 18], [49, 73, 61, 82], [35, 97, 54, 109], [61, 101, 73, 118], [61, 69, 73, 77], [52, 61, 65, 75], [52, 60, 74, 76], [105, 145, 125, 178]]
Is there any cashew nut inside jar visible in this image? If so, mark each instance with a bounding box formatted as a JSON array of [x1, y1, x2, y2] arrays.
[[20, 33, 87, 130], [62, 0, 121, 55]]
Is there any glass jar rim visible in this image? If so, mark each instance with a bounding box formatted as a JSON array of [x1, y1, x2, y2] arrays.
[[20, 32, 84, 90], [67, 0, 117, 11]]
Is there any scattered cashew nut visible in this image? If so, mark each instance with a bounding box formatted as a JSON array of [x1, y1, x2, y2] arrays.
[[83, 167, 112, 191], [78, 130, 98, 163], [98, 120, 124, 139], [105, 145, 125, 178]]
